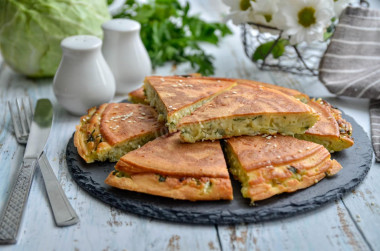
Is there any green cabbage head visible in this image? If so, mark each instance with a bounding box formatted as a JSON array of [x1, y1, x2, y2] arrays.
[[0, 0, 110, 77]]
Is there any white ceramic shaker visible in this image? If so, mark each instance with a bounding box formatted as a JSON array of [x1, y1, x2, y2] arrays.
[[53, 35, 116, 116], [102, 19, 152, 94]]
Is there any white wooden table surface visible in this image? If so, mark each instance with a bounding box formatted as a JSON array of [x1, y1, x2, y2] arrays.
[[1, 1, 380, 250]]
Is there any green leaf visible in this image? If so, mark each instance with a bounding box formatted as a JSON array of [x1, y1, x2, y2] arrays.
[[252, 39, 289, 62], [272, 39, 289, 59], [324, 31, 333, 41], [324, 23, 335, 41], [253, 41, 275, 62]]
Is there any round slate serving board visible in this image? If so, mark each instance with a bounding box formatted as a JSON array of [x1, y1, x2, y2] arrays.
[[67, 115, 372, 224]]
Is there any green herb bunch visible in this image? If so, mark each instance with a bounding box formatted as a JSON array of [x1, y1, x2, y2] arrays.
[[112, 0, 232, 75]]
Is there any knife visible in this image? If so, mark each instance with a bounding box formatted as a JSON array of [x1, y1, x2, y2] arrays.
[[0, 99, 53, 244], [38, 152, 79, 227]]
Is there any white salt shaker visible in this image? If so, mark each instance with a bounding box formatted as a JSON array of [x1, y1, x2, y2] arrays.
[[53, 35, 115, 116], [102, 19, 152, 94]]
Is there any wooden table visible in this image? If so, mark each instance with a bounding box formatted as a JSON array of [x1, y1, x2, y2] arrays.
[[1, 1, 379, 250]]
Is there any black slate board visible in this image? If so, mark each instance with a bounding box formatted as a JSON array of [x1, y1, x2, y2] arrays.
[[66, 114, 373, 225]]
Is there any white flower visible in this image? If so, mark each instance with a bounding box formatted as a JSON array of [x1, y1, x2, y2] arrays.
[[250, 0, 279, 26], [222, 0, 253, 25], [249, 0, 280, 34], [333, 0, 354, 18], [275, 0, 335, 44]]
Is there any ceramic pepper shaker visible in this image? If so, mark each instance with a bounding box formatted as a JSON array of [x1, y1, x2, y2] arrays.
[[53, 35, 115, 116], [102, 19, 152, 94]]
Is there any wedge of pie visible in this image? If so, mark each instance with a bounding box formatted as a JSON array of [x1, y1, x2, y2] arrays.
[[105, 133, 233, 201], [144, 76, 237, 132], [128, 87, 148, 105], [178, 84, 319, 143], [131, 76, 309, 105], [223, 135, 342, 203], [74, 103, 166, 163], [295, 99, 354, 152], [128, 74, 203, 105], [235, 78, 309, 103], [194, 77, 310, 103]]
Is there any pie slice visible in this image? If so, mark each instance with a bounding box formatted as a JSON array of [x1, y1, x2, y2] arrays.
[[74, 103, 166, 163], [128, 74, 203, 105], [235, 78, 309, 103], [144, 76, 237, 132], [295, 99, 354, 152], [195, 77, 310, 103], [105, 133, 233, 201], [223, 135, 342, 203], [128, 87, 148, 105], [131, 76, 309, 105], [178, 84, 319, 143]]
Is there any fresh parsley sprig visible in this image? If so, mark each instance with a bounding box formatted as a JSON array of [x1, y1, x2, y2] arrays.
[[112, 0, 232, 75]]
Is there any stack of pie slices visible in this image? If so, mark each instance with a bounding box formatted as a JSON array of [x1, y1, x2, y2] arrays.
[[74, 75, 353, 203]]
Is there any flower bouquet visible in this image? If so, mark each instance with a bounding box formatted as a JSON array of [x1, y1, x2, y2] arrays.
[[223, 0, 357, 76]]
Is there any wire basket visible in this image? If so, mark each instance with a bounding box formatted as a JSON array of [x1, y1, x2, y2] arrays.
[[241, 23, 329, 76]]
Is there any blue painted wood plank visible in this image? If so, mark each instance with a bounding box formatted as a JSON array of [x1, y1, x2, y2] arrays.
[[218, 201, 370, 251]]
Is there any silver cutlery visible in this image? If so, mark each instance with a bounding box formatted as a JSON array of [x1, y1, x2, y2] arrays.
[[0, 98, 78, 244], [17, 99, 79, 227]]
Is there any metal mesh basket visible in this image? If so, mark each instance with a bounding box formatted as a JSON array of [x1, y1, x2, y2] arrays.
[[241, 23, 329, 76], [240, 1, 370, 76]]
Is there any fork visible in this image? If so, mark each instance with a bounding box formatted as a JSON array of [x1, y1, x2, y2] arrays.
[[8, 97, 79, 227]]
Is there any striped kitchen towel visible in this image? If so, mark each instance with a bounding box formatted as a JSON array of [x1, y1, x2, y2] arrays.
[[370, 100, 380, 162], [319, 6, 380, 99], [319, 6, 380, 161]]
